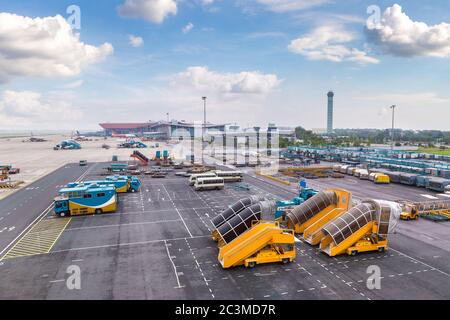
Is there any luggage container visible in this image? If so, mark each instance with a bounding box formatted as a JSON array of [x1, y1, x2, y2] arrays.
[[400, 173, 417, 186], [386, 171, 402, 184], [416, 176, 430, 188], [374, 174, 390, 184], [339, 165, 350, 174], [427, 178, 450, 192]]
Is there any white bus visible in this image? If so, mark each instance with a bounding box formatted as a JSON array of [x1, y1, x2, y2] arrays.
[[214, 170, 243, 183], [194, 177, 225, 191], [189, 172, 217, 186]]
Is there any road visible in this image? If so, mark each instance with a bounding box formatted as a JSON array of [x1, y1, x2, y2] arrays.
[[0, 163, 96, 257]]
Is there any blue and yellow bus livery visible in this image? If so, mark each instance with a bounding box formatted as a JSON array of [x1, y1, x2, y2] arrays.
[[66, 175, 141, 193], [54, 184, 117, 217], [105, 175, 141, 193]]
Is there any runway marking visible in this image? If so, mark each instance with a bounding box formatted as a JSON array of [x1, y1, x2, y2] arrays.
[[390, 248, 450, 278], [50, 235, 210, 254], [162, 184, 193, 238], [49, 279, 65, 283], [300, 248, 371, 300], [192, 208, 212, 232], [2, 217, 71, 259], [65, 219, 183, 231], [185, 238, 215, 299], [164, 240, 185, 289], [0, 203, 54, 259], [421, 194, 439, 200]]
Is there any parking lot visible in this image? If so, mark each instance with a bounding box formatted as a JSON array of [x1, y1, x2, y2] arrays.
[[1, 164, 450, 300]]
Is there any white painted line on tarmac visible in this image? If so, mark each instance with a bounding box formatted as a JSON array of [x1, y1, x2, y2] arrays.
[[164, 240, 184, 289], [50, 235, 210, 254], [0, 203, 53, 259], [49, 279, 65, 283], [65, 219, 183, 231], [162, 184, 193, 238], [390, 248, 450, 278], [421, 194, 439, 200]]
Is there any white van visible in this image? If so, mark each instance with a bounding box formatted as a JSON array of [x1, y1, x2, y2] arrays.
[[214, 170, 243, 182], [194, 177, 225, 191], [189, 172, 217, 186]]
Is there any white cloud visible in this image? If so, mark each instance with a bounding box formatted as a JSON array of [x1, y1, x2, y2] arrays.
[[288, 25, 379, 64], [0, 13, 113, 83], [182, 22, 194, 34], [255, 0, 330, 13], [171, 66, 281, 96], [366, 4, 450, 58], [129, 34, 144, 47], [356, 92, 450, 105], [118, 0, 177, 24], [62, 80, 84, 89], [0, 90, 83, 128]]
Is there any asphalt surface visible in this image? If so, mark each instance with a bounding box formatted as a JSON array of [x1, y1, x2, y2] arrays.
[[0, 163, 97, 258], [0, 164, 450, 300]]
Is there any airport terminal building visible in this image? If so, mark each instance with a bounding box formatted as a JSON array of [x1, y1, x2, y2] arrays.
[[99, 120, 226, 140]]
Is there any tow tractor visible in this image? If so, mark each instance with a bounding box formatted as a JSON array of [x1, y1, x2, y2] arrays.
[[399, 201, 420, 221], [275, 180, 318, 219], [399, 200, 450, 221]]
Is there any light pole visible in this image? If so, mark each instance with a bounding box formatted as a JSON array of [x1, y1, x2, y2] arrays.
[[202, 97, 207, 164], [390, 105, 396, 151]]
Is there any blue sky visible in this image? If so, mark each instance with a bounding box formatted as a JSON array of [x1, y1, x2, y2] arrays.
[[0, 0, 449, 130]]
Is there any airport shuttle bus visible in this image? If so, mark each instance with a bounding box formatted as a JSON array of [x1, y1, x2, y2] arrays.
[[66, 176, 141, 193], [194, 177, 225, 191], [54, 184, 117, 217], [189, 172, 217, 186], [105, 175, 141, 192], [214, 170, 243, 182]]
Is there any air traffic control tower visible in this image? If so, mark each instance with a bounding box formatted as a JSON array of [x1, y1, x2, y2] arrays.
[[327, 91, 334, 134]]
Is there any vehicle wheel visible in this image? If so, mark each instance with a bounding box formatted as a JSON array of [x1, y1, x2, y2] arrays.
[[378, 247, 385, 253], [351, 250, 358, 256], [282, 258, 290, 264], [59, 212, 66, 217], [131, 189, 136, 193], [248, 261, 256, 268], [95, 209, 103, 215]]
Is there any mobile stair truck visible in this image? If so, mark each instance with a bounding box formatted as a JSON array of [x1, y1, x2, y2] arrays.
[[218, 221, 295, 269], [130, 151, 150, 166], [212, 199, 296, 268], [317, 200, 401, 256], [54, 184, 117, 217], [285, 189, 352, 244]]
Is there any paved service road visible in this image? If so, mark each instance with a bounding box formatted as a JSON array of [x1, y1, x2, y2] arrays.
[[0, 163, 96, 258]]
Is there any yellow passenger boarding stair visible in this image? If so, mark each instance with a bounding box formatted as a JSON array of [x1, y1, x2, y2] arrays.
[[218, 221, 295, 269], [318, 200, 401, 256], [285, 189, 351, 245]]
